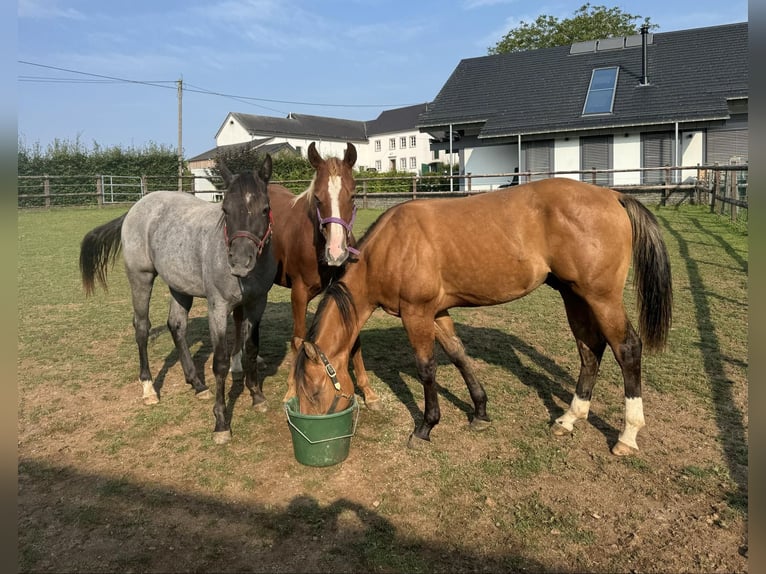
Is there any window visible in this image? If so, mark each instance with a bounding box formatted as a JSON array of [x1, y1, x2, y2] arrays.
[[583, 67, 619, 115], [375, 160, 382, 171], [389, 138, 396, 150], [432, 150, 439, 160], [641, 132, 673, 184], [521, 140, 554, 181], [410, 135, 417, 147], [400, 137, 407, 149], [374, 140, 381, 152], [399, 158, 407, 170], [409, 157, 417, 169], [581, 135, 613, 186]]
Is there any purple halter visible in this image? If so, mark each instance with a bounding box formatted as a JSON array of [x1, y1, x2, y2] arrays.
[[316, 205, 360, 255]]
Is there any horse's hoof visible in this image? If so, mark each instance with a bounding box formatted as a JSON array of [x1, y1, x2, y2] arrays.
[[195, 389, 213, 401], [213, 430, 232, 445], [365, 398, 383, 412], [142, 395, 159, 406], [252, 400, 268, 413], [407, 433, 431, 450], [550, 422, 572, 437], [470, 417, 492, 432], [611, 440, 639, 456]]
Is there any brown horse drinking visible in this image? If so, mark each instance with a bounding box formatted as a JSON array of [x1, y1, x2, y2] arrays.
[[292, 178, 673, 455], [231, 142, 381, 410]]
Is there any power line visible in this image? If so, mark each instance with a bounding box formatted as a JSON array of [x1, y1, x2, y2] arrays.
[[17, 59, 417, 110]]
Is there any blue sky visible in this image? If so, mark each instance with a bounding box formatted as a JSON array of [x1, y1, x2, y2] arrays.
[[16, 0, 749, 158]]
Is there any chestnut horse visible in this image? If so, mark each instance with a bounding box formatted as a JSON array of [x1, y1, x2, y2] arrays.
[[291, 178, 673, 456], [231, 142, 381, 410], [80, 158, 276, 444]]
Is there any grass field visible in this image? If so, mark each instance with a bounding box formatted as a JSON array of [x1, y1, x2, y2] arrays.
[[17, 200, 748, 573]]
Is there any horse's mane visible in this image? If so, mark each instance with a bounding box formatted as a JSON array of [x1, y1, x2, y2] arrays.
[[305, 280, 357, 342]]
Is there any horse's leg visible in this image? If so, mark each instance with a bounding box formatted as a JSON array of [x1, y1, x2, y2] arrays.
[[230, 305, 244, 374], [127, 270, 159, 405], [350, 337, 381, 411], [433, 312, 491, 430], [283, 282, 311, 402], [242, 296, 269, 412], [557, 287, 645, 456], [551, 287, 607, 437], [209, 302, 232, 444], [401, 313, 441, 448], [167, 289, 211, 399]]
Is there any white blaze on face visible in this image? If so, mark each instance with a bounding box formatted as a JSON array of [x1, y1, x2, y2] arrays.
[[326, 174, 346, 261]]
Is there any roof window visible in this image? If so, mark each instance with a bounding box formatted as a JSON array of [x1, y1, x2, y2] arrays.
[[583, 67, 619, 115]]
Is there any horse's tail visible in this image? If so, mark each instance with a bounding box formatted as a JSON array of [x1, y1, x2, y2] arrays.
[[620, 195, 673, 352], [79, 214, 127, 296]]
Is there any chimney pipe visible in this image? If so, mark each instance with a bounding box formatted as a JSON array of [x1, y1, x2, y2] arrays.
[[640, 24, 649, 85]]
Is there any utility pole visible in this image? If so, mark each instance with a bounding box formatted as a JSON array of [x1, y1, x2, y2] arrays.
[[177, 77, 183, 192]]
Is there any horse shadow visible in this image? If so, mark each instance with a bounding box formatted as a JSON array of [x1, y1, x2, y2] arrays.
[[357, 322, 620, 449], [148, 300, 294, 426]]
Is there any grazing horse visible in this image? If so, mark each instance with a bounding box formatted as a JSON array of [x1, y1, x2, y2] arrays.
[[79, 157, 277, 444], [291, 178, 673, 456], [232, 142, 380, 409]]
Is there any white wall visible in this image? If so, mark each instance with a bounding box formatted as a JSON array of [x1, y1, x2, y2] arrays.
[[554, 138, 580, 180], [362, 130, 443, 173], [613, 133, 642, 185], [463, 145, 517, 189], [681, 131, 704, 182]]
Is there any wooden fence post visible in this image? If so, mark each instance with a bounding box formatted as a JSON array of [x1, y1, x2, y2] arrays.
[[141, 175, 148, 196], [412, 175, 417, 200], [43, 175, 50, 208], [96, 177, 103, 207], [467, 173, 472, 193], [361, 180, 368, 209], [710, 168, 719, 213]]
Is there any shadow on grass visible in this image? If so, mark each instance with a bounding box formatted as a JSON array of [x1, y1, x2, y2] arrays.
[[18, 459, 545, 573], [657, 211, 748, 510], [357, 321, 622, 453]]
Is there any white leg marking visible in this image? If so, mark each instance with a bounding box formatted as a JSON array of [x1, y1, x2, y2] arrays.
[[555, 396, 591, 431], [141, 379, 159, 404], [326, 175, 346, 261], [617, 397, 645, 450]]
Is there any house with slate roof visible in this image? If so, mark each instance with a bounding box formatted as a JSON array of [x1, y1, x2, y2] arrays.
[[189, 21, 746, 197], [187, 103, 449, 196], [417, 22, 748, 190]]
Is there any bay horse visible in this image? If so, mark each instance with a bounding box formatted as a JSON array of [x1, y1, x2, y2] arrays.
[[79, 157, 277, 444], [291, 178, 673, 456], [231, 142, 381, 410]]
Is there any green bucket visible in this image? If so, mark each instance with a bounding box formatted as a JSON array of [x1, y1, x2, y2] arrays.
[[284, 396, 359, 467]]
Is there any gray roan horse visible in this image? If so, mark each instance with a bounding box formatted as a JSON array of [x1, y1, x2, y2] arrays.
[[79, 156, 277, 444]]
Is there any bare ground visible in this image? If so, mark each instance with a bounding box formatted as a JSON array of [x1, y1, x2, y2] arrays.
[[18, 295, 748, 573]]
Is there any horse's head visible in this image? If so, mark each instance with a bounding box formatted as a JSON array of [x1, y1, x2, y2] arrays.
[[219, 156, 273, 277], [294, 340, 355, 415], [293, 282, 358, 414], [308, 141, 359, 266]]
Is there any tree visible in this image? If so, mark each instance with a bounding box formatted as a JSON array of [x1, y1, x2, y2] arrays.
[[488, 3, 656, 54]]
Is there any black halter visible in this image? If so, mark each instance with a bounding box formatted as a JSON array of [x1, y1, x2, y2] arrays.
[[311, 344, 354, 414]]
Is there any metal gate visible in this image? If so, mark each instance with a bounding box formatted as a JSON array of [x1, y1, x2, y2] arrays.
[[101, 175, 143, 203]]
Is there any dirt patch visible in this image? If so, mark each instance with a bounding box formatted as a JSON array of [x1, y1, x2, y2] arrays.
[[18, 303, 748, 573]]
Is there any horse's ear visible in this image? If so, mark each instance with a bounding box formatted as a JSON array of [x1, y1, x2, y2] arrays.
[[302, 341, 319, 363], [307, 142, 322, 169], [258, 154, 272, 182], [219, 162, 234, 187], [343, 142, 357, 168]]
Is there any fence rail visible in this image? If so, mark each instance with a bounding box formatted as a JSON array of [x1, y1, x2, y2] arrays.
[[17, 164, 747, 223]]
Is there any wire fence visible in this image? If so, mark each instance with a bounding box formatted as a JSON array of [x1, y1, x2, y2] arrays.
[[17, 164, 747, 224]]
